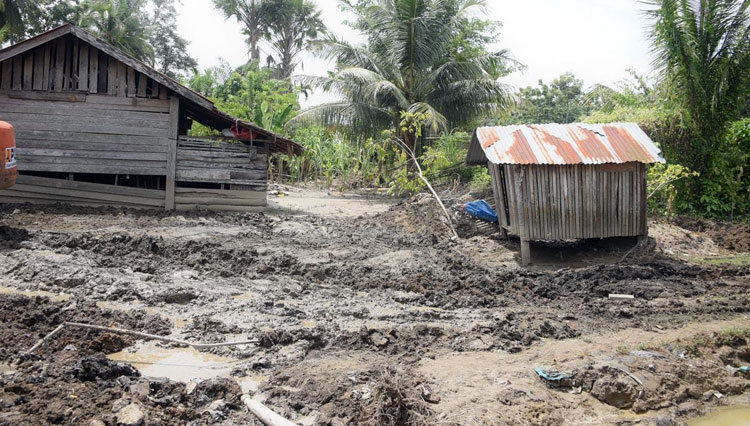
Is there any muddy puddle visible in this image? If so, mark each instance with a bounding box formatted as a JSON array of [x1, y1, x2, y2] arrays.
[[0, 285, 70, 302], [108, 342, 239, 383], [689, 406, 750, 426]]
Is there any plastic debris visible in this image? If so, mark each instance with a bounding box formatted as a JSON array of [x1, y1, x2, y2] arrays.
[[534, 366, 573, 382], [465, 200, 499, 223]]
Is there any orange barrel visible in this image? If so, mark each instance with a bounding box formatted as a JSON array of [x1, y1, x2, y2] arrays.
[[0, 121, 17, 189]]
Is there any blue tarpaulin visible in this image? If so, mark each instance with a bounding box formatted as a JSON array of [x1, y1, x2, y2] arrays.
[[465, 200, 498, 223]]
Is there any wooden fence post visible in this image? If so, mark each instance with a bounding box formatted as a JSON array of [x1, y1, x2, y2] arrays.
[[165, 96, 179, 211]]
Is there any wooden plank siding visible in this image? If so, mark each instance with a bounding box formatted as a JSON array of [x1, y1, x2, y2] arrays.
[[175, 137, 269, 211], [0, 35, 165, 99], [0, 175, 165, 209], [493, 163, 647, 241], [0, 93, 170, 175], [0, 30, 274, 213]]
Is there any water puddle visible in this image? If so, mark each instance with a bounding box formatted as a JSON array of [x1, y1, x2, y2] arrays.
[[107, 342, 238, 383], [0, 286, 70, 302], [688, 406, 750, 426]]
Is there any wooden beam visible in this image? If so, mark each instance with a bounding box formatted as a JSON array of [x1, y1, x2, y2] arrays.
[[33, 48, 44, 90], [68, 26, 215, 111], [1, 60, 11, 90], [54, 38, 65, 91], [514, 166, 531, 266], [78, 42, 89, 91], [165, 96, 179, 211], [89, 47, 98, 93], [12, 56, 22, 90], [0, 24, 73, 63], [22, 53, 33, 90], [126, 66, 135, 97], [42, 45, 51, 91]]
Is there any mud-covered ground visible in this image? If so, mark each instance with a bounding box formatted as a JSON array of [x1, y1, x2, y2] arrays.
[[0, 191, 749, 425]]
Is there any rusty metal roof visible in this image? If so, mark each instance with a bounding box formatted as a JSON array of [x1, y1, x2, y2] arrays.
[[467, 123, 665, 166]]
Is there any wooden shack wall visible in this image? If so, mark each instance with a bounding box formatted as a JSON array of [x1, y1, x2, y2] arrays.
[[493, 162, 647, 240], [0, 34, 270, 212], [174, 137, 268, 212]]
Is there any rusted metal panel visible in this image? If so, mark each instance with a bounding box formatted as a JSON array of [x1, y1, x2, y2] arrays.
[[470, 123, 665, 166]]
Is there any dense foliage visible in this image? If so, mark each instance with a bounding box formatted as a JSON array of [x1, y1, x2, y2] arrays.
[[289, 0, 517, 162]]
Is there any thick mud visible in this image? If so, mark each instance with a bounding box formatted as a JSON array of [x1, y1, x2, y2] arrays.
[[0, 196, 748, 425]]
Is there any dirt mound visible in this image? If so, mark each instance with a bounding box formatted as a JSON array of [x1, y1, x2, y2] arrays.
[[0, 295, 248, 426], [672, 217, 750, 253]]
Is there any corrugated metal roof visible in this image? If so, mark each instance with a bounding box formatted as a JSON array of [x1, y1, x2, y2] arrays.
[[469, 123, 665, 165]]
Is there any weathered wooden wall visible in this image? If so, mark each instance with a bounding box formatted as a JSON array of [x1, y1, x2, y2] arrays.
[[0, 92, 171, 175], [0, 34, 167, 98], [175, 137, 268, 212], [0, 33, 270, 212], [492, 162, 648, 241], [0, 174, 165, 208]]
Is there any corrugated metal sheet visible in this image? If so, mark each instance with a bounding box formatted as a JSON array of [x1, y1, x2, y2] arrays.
[[471, 123, 665, 165]]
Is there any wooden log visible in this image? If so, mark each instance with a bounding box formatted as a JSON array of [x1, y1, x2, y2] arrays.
[[17, 148, 168, 161], [0, 101, 172, 122], [8, 183, 165, 207], [1, 112, 170, 130], [9, 120, 168, 137]]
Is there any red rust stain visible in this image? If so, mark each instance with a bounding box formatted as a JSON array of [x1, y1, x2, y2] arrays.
[[569, 127, 617, 162], [507, 129, 537, 163], [603, 126, 655, 163], [531, 126, 582, 164], [480, 128, 500, 149]]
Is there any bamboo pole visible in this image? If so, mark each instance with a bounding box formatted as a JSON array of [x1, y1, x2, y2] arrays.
[[241, 395, 297, 426]]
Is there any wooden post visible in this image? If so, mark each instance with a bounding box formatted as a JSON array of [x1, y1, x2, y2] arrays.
[[514, 166, 531, 266], [165, 97, 179, 211]]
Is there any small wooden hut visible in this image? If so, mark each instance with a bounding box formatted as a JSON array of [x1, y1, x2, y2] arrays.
[[466, 123, 665, 265], [0, 24, 302, 212]]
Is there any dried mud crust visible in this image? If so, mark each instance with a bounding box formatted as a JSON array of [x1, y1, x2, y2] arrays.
[[0, 295, 248, 426]]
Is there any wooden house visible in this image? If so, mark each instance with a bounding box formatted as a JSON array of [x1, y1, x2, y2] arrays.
[[0, 24, 302, 212], [466, 123, 665, 265]]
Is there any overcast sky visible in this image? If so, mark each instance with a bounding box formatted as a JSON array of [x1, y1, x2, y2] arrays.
[[176, 0, 655, 106]]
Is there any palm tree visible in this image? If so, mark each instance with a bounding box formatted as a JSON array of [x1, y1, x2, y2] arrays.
[[646, 0, 750, 173], [75, 0, 153, 62], [263, 0, 325, 79], [0, 0, 38, 41], [288, 0, 516, 162], [213, 0, 268, 61]]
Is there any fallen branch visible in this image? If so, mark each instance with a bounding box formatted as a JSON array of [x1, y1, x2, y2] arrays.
[[24, 322, 259, 355], [392, 137, 459, 241], [241, 394, 297, 426]]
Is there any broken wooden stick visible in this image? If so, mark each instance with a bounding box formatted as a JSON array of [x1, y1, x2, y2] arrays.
[[241, 394, 297, 426], [24, 322, 259, 355], [393, 137, 459, 241]]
